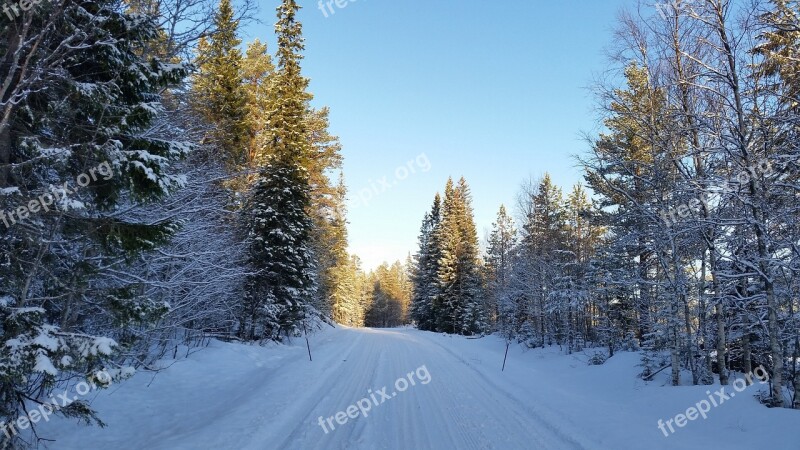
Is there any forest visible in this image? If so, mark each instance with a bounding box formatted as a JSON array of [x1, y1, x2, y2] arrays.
[[0, 0, 798, 448]]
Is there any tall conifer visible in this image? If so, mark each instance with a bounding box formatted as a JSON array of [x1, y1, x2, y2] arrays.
[[243, 0, 319, 341], [193, 0, 250, 166]]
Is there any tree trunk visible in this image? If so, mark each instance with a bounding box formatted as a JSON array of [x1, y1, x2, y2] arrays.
[[743, 333, 752, 379], [716, 299, 728, 385], [671, 327, 681, 386]]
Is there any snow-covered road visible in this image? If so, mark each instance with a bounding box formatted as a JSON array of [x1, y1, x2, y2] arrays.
[[261, 327, 588, 450], [41, 326, 800, 450]]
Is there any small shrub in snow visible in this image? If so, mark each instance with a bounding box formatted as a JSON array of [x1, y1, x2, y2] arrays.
[[620, 332, 640, 352], [588, 352, 608, 366], [755, 390, 774, 407]]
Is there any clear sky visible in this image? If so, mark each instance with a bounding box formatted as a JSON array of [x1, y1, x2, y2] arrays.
[[244, 0, 631, 270]]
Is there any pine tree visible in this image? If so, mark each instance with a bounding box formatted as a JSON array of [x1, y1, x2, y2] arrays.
[[241, 39, 276, 166], [352, 256, 372, 327], [307, 122, 346, 320], [584, 63, 669, 353], [193, 0, 250, 167], [756, 0, 800, 108], [585, 56, 701, 385], [757, 0, 800, 408], [365, 261, 411, 327], [323, 178, 355, 323]]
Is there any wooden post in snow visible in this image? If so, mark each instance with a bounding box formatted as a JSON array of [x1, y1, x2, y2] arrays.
[[302, 320, 313, 362]]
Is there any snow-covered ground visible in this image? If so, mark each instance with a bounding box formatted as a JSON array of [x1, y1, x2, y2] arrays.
[[39, 326, 799, 449]]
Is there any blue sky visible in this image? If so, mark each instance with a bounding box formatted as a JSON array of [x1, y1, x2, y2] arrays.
[[244, 0, 631, 270]]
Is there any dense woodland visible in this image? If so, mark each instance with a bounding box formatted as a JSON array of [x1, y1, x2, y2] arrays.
[[0, 0, 798, 447], [410, 0, 800, 411]]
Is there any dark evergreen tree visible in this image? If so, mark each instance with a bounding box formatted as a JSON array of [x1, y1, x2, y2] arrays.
[[453, 178, 486, 335], [411, 194, 442, 331], [0, 0, 189, 440], [242, 0, 319, 341], [521, 174, 568, 345], [435, 178, 485, 335], [243, 161, 318, 340]]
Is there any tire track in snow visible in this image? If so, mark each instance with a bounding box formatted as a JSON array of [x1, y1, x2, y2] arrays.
[[405, 332, 597, 450], [269, 329, 388, 450], [283, 328, 585, 449]]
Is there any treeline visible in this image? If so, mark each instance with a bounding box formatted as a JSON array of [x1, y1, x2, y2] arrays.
[[411, 0, 800, 410], [363, 261, 412, 328], [327, 257, 412, 329], [410, 175, 596, 341], [0, 0, 367, 446]]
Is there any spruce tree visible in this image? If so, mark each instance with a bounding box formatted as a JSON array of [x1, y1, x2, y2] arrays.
[[435, 179, 460, 333], [486, 204, 517, 330], [411, 194, 443, 331], [435, 178, 485, 335], [0, 0, 189, 439], [243, 161, 317, 340], [243, 0, 319, 341], [453, 178, 486, 334], [521, 174, 568, 344], [265, 0, 310, 165], [239, 25, 347, 324]]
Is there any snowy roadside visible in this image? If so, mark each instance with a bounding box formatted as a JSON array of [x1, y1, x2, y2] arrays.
[[35, 326, 800, 450], [408, 330, 800, 450]]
